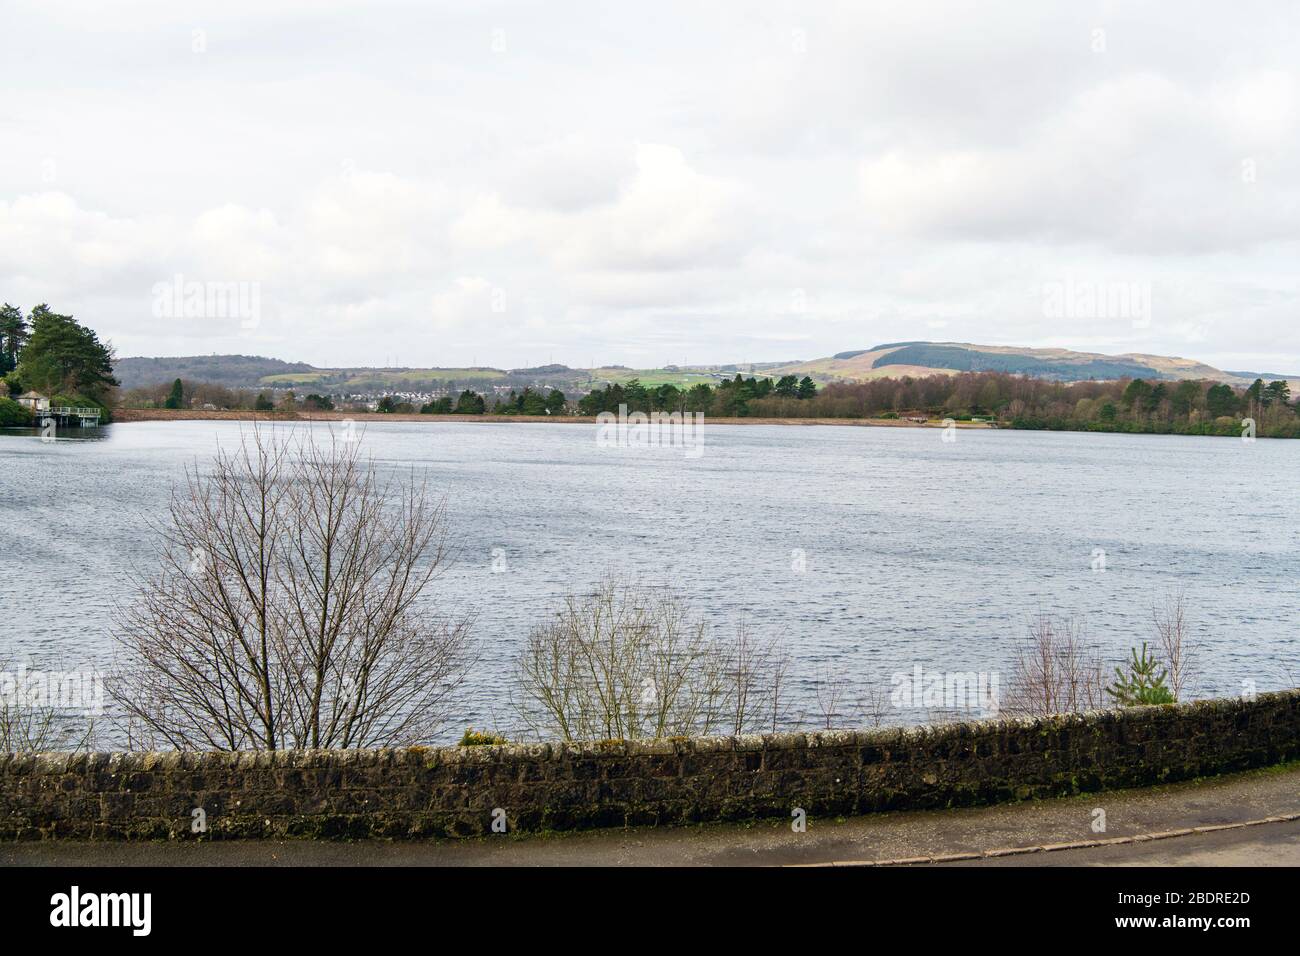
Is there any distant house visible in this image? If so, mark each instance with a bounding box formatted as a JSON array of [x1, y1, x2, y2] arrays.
[[16, 391, 50, 412]]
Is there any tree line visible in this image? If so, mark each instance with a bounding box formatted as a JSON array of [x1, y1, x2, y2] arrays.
[[116, 366, 1300, 439], [381, 374, 820, 417], [737, 370, 1297, 437], [371, 387, 564, 415], [577, 373, 818, 417]]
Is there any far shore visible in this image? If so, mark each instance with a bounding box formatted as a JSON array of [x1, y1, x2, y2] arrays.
[[112, 407, 995, 429]]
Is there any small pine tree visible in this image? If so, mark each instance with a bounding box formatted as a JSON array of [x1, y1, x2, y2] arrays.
[[1106, 643, 1175, 706]]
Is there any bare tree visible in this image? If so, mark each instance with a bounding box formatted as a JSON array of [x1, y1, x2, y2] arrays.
[[1004, 614, 1107, 717], [1152, 591, 1197, 701], [112, 425, 473, 750], [512, 580, 786, 741]]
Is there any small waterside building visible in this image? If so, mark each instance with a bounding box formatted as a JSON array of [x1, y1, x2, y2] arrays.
[[14, 391, 102, 427]]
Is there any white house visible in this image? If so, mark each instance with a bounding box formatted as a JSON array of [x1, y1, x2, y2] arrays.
[[16, 391, 50, 412]]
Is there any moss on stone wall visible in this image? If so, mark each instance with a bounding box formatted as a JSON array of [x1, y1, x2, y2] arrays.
[[2, 691, 1297, 840]]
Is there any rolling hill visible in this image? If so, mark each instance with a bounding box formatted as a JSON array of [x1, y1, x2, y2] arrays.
[[113, 354, 317, 390], [113, 343, 1300, 395], [765, 342, 1294, 389]]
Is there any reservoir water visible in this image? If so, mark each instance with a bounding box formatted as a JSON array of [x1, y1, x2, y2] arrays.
[[2, 420, 1297, 743]]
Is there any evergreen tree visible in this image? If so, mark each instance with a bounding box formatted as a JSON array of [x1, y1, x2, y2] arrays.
[[1122, 379, 1153, 412], [1171, 380, 1201, 416], [164, 378, 184, 409], [685, 383, 713, 413], [622, 379, 649, 413], [518, 387, 548, 415], [1206, 383, 1238, 418], [0, 303, 28, 374], [15, 305, 118, 401], [453, 389, 486, 414], [652, 383, 681, 411]]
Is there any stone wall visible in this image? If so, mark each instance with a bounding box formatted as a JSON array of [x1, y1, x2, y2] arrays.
[[3, 690, 1298, 840]]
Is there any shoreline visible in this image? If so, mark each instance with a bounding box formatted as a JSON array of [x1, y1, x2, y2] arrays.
[[110, 408, 994, 429]]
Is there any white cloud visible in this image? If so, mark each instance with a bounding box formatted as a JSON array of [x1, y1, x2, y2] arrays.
[[500, 135, 634, 212], [858, 72, 1300, 253], [0, 193, 166, 285], [1, 1, 1299, 371], [430, 276, 498, 331], [554, 144, 750, 271], [453, 144, 751, 271]]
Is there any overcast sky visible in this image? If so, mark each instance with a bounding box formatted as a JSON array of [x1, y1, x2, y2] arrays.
[[2, 1, 1298, 371]]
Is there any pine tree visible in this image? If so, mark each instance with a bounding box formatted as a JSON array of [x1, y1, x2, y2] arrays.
[[0, 303, 28, 374], [16, 305, 118, 400], [164, 378, 184, 409]]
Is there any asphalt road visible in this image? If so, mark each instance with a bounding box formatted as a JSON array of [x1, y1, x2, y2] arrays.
[[953, 818, 1300, 866]]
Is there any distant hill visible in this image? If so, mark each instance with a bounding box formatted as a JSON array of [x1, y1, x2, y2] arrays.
[[766, 342, 1297, 389], [1224, 370, 1300, 382], [114, 343, 1300, 395], [510, 364, 572, 375], [113, 355, 591, 394], [114, 355, 316, 390]]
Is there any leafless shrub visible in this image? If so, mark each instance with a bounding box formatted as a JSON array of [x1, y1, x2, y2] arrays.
[[856, 684, 890, 729], [1152, 590, 1197, 701], [112, 424, 473, 750], [762, 635, 794, 734], [0, 702, 83, 753], [812, 664, 850, 729], [728, 620, 795, 734], [512, 580, 788, 741], [1004, 614, 1107, 717], [0, 660, 96, 753]]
